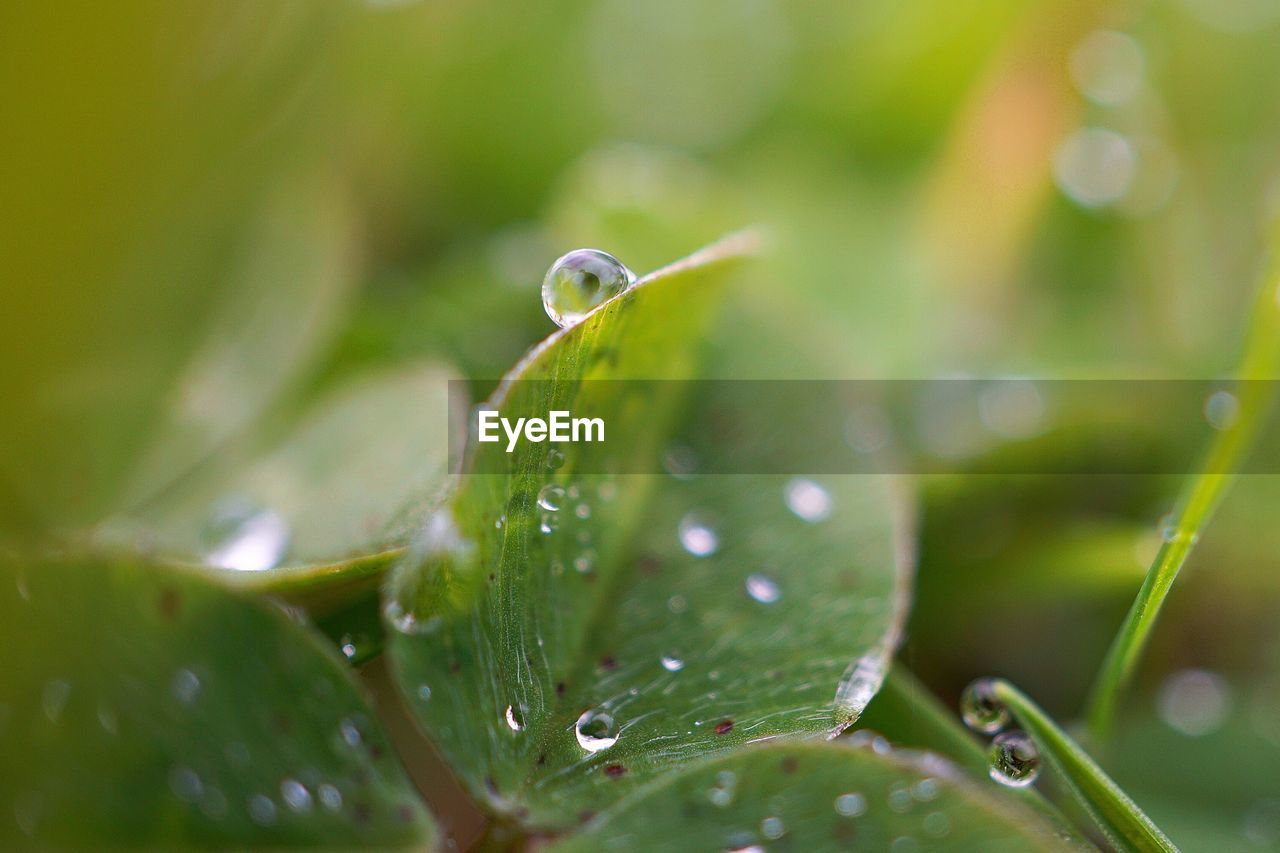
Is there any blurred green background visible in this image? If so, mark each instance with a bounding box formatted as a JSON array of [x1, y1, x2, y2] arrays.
[[3, 1, 1280, 848]]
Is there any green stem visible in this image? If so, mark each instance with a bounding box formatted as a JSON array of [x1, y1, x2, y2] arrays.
[[1084, 237, 1280, 743], [863, 667, 1085, 841], [993, 680, 1176, 853]]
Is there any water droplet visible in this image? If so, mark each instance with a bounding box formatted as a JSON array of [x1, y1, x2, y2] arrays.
[[783, 478, 833, 522], [202, 499, 290, 572], [248, 794, 277, 826], [417, 684, 432, 702], [887, 783, 912, 813], [661, 655, 684, 672], [911, 778, 939, 802], [575, 503, 592, 520], [171, 668, 201, 705], [201, 786, 228, 818], [574, 708, 619, 752], [97, 704, 118, 735], [546, 448, 566, 470], [1053, 127, 1136, 209], [318, 784, 343, 811], [960, 678, 1009, 734], [505, 704, 525, 732], [891, 836, 920, 853], [385, 510, 469, 635], [280, 779, 312, 812], [760, 816, 785, 840], [708, 770, 736, 807], [1158, 512, 1198, 546], [340, 636, 358, 660], [835, 792, 866, 817], [41, 679, 70, 723], [1243, 798, 1280, 847], [1069, 30, 1144, 106], [1158, 668, 1232, 736], [169, 765, 203, 802], [542, 248, 636, 327], [597, 481, 618, 501], [745, 573, 780, 604], [574, 550, 596, 574], [339, 717, 365, 749], [539, 512, 560, 535], [923, 811, 951, 838], [662, 445, 698, 479], [989, 730, 1040, 788], [1204, 390, 1240, 431], [667, 594, 688, 614], [678, 512, 719, 557], [537, 484, 565, 511], [13, 793, 41, 838]]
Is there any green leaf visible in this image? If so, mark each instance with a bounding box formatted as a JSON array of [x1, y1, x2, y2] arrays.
[[113, 361, 459, 664], [386, 232, 914, 829], [122, 169, 364, 514], [551, 742, 1074, 852], [128, 361, 457, 570], [0, 553, 435, 849], [1, 5, 356, 532]]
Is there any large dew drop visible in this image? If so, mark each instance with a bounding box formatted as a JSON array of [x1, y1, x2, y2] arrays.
[[574, 708, 619, 753], [542, 248, 636, 327], [988, 730, 1040, 788], [960, 678, 1010, 735]]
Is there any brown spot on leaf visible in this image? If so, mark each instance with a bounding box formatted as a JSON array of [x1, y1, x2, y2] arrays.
[[158, 588, 181, 620], [715, 719, 734, 735], [604, 764, 626, 778]]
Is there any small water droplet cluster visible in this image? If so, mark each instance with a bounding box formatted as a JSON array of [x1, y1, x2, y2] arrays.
[[542, 249, 636, 328], [959, 678, 1040, 788]]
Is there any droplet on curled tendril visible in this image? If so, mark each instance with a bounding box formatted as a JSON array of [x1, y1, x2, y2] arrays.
[[960, 678, 1010, 735], [988, 730, 1040, 788], [541, 248, 636, 327]]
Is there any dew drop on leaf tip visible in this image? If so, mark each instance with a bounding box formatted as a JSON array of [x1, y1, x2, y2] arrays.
[[541, 248, 636, 327]]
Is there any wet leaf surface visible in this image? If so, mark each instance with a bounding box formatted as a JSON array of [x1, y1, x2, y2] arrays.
[[552, 741, 1073, 852], [0, 553, 435, 849], [386, 233, 913, 829]]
